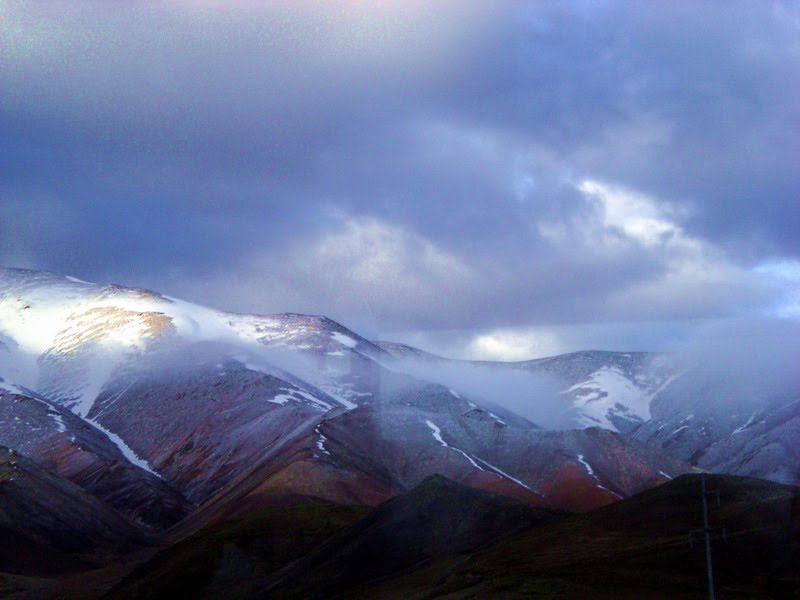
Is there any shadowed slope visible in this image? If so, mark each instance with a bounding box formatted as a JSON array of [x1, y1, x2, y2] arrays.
[[0, 447, 150, 577], [262, 475, 567, 599], [431, 474, 800, 599], [103, 500, 368, 600], [105, 476, 566, 600]]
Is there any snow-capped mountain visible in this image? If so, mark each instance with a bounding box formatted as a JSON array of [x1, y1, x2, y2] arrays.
[[378, 341, 800, 486], [508, 350, 676, 432], [0, 267, 687, 518], [6, 265, 799, 599], [0, 269, 374, 416], [0, 269, 381, 508]]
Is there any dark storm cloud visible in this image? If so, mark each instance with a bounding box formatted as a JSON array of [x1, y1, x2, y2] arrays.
[[1, 1, 798, 346]]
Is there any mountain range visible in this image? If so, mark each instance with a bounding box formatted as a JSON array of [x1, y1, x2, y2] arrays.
[[0, 267, 797, 598]]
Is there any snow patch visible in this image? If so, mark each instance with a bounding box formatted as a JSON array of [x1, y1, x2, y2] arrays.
[[424, 419, 484, 471], [564, 367, 680, 432], [315, 425, 331, 456], [290, 388, 335, 411], [486, 411, 506, 425], [425, 419, 446, 445], [577, 454, 623, 499], [314, 381, 361, 410], [331, 332, 358, 348], [269, 394, 293, 406], [576, 453, 595, 477], [565, 366, 652, 431], [474, 457, 539, 494], [732, 412, 757, 435], [86, 417, 160, 477], [49, 413, 67, 433], [269, 388, 335, 411]]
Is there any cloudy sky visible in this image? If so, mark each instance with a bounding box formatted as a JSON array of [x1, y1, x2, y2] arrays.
[[2, 1, 798, 359]]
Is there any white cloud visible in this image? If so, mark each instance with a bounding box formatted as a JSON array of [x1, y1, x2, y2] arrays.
[[463, 328, 566, 361], [536, 178, 771, 320], [579, 179, 686, 249], [173, 215, 483, 329]]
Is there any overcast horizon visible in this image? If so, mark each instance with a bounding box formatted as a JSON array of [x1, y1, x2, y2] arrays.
[[2, 1, 798, 360]]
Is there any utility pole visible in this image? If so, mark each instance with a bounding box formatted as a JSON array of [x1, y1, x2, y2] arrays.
[[689, 473, 725, 600], [701, 473, 716, 600]]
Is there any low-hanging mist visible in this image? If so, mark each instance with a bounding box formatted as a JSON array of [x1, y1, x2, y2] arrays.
[[386, 358, 572, 430]]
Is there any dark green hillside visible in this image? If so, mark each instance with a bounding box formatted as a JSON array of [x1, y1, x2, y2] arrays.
[[104, 498, 367, 600], [10, 473, 798, 599], [432, 474, 800, 599]]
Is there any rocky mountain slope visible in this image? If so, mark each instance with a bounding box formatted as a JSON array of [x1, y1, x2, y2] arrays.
[[0, 382, 191, 529], [633, 372, 800, 485]]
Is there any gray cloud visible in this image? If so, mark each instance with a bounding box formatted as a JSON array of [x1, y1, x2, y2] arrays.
[[1, 1, 798, 354]]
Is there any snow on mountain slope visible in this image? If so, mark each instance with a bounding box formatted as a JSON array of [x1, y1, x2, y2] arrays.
[[183, 371, 688, 518], [377, 342, 800, 487], [0, 381, 192, 529], [0, 268, 378, 504], [0, 268, 383, 418], [565, 366, 652, 428], [484, 350, 675, 433], [228, 313, 390, 408], [84, 356, 349, 504], [1, 268, 692, 517], [559, 364, 679, 431], [632, 370, 800, 486]]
